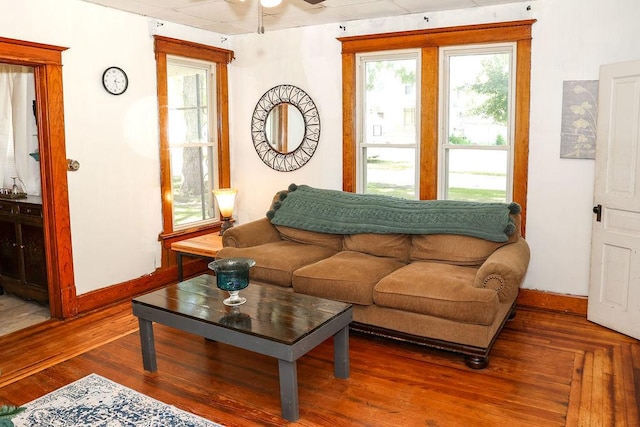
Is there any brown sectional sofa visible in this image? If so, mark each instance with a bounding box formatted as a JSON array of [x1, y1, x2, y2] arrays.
[[216, 187, 530, 369]]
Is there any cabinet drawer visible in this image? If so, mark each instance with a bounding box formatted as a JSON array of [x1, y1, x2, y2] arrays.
[[19, 205, 43, 218], [0, 203, 14, 214]]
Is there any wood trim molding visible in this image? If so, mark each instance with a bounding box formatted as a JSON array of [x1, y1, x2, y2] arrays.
[[513, 38, 532, 235], [36, 65, 77, 319], [342, 53, 356, 192], [0, 37, 66, 65], [517, 289, 588, 317], [154, 36, 234, 64], [216, 62, 231, 189], [420, 47, 439, 200], [75, 260, 209, 313], [154, 36, 233, 256], [0, 37, 76, 319], [339, 20, 535, 54], [155, 50, 173, 237]]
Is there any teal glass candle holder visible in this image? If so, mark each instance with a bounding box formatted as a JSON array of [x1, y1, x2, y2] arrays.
[[208, 258, 256, 306]]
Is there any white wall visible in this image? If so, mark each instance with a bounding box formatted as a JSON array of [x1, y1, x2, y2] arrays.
[[0, 0, 228, 294], [229, 24, 345, 221], [525, 0, 640, 296], [3, 0, 639, 297], [229, 0, 640, 297], [229, 2, 534, 220]]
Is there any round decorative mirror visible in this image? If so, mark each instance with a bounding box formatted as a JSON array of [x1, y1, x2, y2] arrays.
[[251, 85, 320, 172]]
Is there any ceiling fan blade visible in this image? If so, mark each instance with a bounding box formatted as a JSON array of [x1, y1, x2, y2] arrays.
[[303, 0, 325, 4]]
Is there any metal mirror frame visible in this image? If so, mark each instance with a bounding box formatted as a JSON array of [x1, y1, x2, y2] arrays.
[[251, 84, 320, 172]]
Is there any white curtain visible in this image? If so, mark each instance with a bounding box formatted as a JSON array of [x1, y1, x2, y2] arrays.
[[0, 64, 40, 195]]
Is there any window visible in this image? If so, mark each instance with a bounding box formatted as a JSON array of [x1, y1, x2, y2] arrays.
[[357, 52, 420, 198], [341, 20, 533, 230], [167, 58, 217, 228], [440, 44, 515, 202], [155, 36, 233, 244]]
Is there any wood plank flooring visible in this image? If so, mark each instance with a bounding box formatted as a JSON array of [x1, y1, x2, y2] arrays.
[[0, 301, 638, 426]]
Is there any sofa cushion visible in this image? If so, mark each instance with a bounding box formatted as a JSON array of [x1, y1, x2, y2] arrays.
[[343, 233, 411, 263], [373, 262, 499, 325], [292, 251, 406, 305], [275, 225, 344, 252], [216, 241, 337, 287], [410, 214, 521, 266], [410, 234, 511, 266]]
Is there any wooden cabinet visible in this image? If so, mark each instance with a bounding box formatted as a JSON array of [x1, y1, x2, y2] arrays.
[[0, 196, 48, 303]]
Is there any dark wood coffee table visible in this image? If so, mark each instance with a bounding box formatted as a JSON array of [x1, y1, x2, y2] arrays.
[[132, 274, 353, 421]]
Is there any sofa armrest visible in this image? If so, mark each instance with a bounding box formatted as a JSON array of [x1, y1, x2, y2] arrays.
[[222, 217, 282, 248], [473, 237, 530, 303]]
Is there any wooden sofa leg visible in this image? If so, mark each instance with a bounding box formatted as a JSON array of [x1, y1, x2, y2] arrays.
[[465, 355, 489, 370]]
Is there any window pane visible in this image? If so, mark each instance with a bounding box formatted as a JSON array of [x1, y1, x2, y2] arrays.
[[448, 53, 509, 146], [364, 147, 416, 199], [166, 60, 217, 229], [364, 58, 417, 145], [445, 149, 507, 202], [170, 146, 215, 227], [168, 65, 209, 145]]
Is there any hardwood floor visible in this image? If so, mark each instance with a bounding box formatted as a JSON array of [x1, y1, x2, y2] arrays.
[[0, 301, 638, 426]]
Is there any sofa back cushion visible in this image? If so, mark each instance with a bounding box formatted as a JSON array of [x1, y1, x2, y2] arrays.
[[275, 225, 344, 252], [216, 241, 337, 287], [410, 214, 521, 266], [343, 233, 411, 263]]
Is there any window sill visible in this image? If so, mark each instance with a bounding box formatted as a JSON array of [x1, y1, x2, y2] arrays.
[[159, 223, 222, 248]]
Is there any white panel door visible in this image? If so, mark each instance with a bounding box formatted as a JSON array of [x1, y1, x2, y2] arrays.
[[588, 59, 640, 339]]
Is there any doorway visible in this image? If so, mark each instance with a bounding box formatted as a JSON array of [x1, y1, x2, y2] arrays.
[[0, 36, 76, 321], [0, 63, 51, 334]]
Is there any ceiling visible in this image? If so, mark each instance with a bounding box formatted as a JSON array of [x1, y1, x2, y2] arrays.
[[80, 0, 530, 35]]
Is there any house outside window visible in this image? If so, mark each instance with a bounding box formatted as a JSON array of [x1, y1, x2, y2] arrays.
[[355, 44, 515, 203], [357, 52, 420, 199]]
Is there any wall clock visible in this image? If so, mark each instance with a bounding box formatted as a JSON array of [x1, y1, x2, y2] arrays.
[[102, 66, 128, 95]]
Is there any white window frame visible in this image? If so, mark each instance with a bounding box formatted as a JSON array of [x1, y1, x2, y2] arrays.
[[438, 43, 517, 202], [355, 49, 422, 198]]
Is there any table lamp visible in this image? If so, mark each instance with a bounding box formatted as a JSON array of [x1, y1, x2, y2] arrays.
[[213, 188, 237, 235]]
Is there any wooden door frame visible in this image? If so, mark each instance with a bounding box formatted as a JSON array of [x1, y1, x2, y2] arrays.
[[0, 37, 76, 318]]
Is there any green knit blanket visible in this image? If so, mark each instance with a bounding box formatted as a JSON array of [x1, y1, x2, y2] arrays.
[[266, 184, 520, 242]]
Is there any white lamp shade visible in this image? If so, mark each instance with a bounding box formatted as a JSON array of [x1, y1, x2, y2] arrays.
[[260, 0, 282, 7], [213, 188, 237, 218]]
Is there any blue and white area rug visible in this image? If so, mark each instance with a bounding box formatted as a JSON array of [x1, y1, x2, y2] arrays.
[[11, 373, 225, 427]]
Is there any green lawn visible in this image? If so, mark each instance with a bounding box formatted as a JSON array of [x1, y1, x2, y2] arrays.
[[447, 187, 506, 202], [366, 159, 507, 202], [366, 183, 506, 202], [173, 193, 211, 225]]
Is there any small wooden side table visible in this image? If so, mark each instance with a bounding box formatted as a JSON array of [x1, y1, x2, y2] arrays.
[[170, 233, 223, 281]]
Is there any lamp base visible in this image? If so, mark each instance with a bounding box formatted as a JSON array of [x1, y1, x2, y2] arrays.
[[219, 217, 234, 235]]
